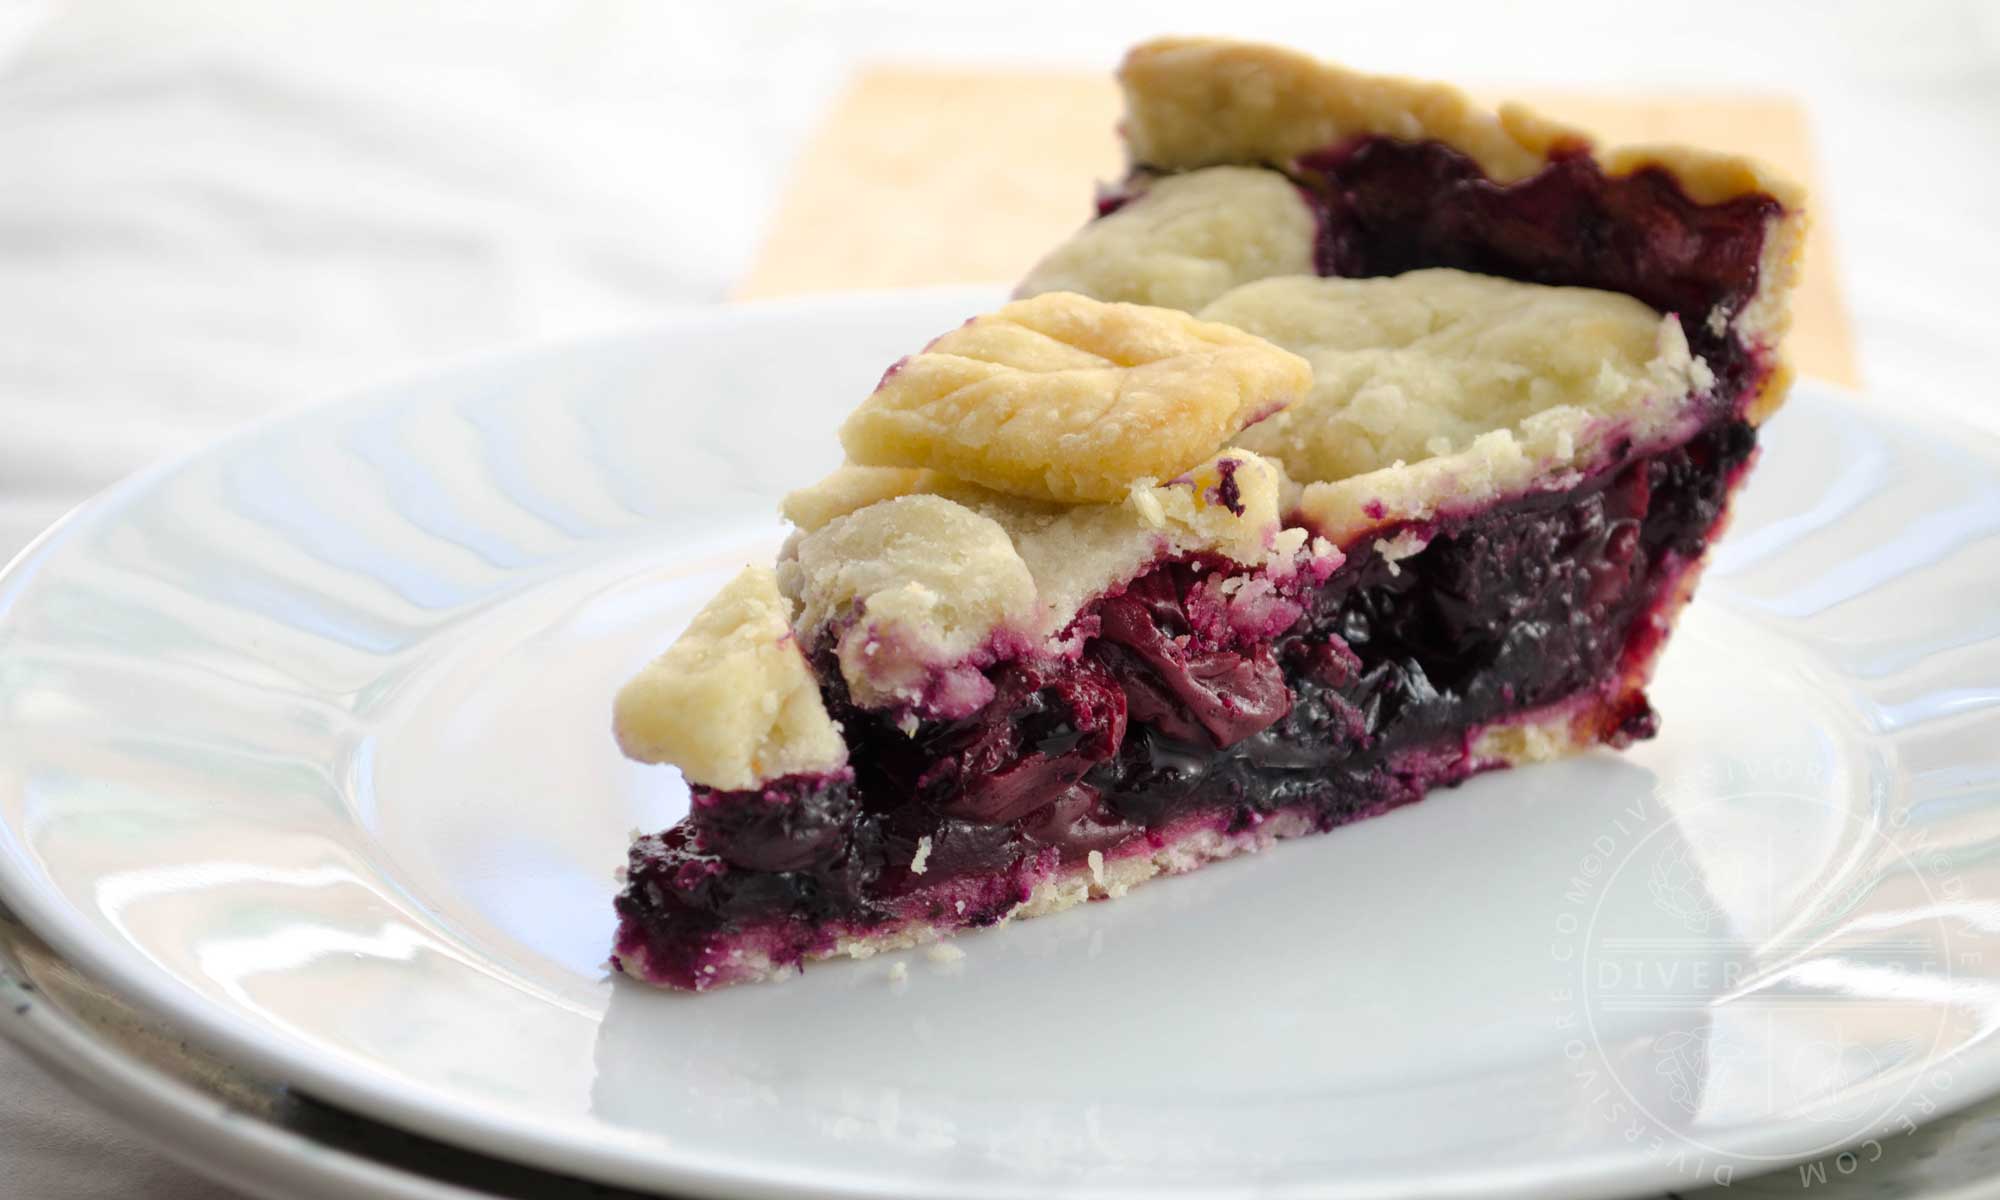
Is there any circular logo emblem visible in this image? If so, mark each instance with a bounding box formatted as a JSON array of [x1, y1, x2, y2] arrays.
[[1548, 762, 1977, 1187]]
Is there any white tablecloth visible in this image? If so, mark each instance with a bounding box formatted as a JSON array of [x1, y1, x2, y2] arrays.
[[3, 2, 1997, 1196]]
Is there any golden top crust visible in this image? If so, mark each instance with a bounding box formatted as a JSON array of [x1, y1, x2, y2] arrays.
[[612, 566, 847, 791], [780, 451, 1300, 633], [1120, 37, 1804, 210], [777, 449, 1319, 715], [780, 464, 939, 533], [1201, 270, 1715, 544], [1102, 37, 1806, 429], [782, 464, 1049, 535], [1016, 167, 1318, 312], [780, 494, 1039, 714], [1208, 269, 1707, 484], [839, 291, 1311, 504], [987, 449, 1296, 631]]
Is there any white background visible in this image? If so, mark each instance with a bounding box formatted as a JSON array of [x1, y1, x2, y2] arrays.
[[2, 1, 1996, 1195]]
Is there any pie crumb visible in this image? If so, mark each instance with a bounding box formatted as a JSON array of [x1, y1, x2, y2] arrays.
[[1088, 850, 1106, 888], [887, 961, 909, 984], [926, 943, 965, 964], [910, 836, 933, 875], [1372, 530, 1430, 577]]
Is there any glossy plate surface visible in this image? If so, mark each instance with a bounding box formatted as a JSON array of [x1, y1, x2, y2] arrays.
[[3, 288, 1999, 1199]]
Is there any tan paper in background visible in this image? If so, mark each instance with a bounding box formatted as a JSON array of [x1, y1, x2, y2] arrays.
[[740, 68, 1856, 386]]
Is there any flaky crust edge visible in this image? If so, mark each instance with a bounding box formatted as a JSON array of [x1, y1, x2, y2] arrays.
[[1119, 37, 1805, 207], [1117, 36, 1808, 426]]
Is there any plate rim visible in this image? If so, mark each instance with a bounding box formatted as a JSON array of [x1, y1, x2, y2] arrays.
[[0, 907, 483, 1200], [1, 288, 1995, 1200]]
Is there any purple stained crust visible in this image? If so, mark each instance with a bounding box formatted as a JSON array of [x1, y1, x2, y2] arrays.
[[613, 421, 1758, 989]]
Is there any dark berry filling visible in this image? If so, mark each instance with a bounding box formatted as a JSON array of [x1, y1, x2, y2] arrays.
[[1295, 137, 1777, 379], [614, 422, 1756, 987], [1208, 454, 1246, 516], [1314, 139, 1779, 411], [1100, 134, 1781, 401]]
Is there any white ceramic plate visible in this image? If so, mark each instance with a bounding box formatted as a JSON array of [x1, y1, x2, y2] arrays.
[[4, 288, 2000, 1200]]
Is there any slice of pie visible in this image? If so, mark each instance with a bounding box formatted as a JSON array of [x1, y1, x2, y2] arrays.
[[610, 37, 1806, 990]]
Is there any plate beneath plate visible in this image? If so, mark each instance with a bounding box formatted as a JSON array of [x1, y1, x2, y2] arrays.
[[4, 288, 2000, 1199]]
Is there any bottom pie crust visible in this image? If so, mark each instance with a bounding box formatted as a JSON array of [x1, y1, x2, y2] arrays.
[[612, 685, 1655, 990]]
